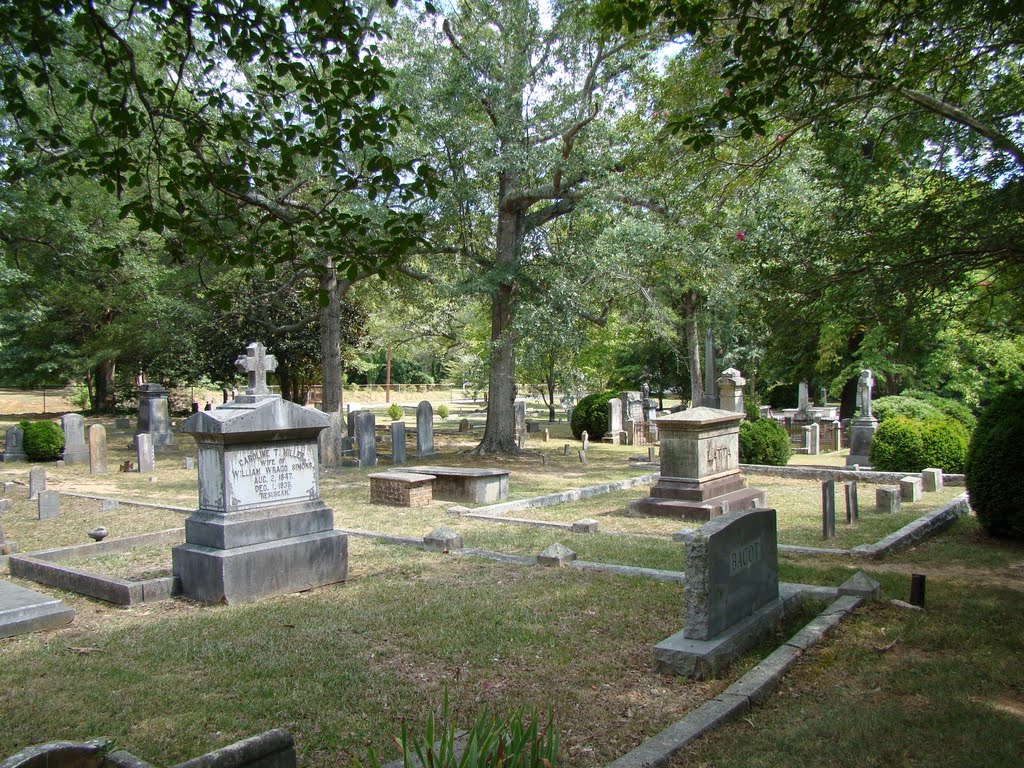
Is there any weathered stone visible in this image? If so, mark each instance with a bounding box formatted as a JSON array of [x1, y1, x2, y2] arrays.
[[416, 401, 434, 456], [821, 480, 836, 540], [844, 480, 859, 523], [2, 426, 27, 463], [100, 498, 120, 512], [61, 414, 89, 464], [183, 456, 196, 470], [55, 459, 65, 469], [581, 430, 589, 451], [838, 571, 881, 601], [605, 399, 623, 444], [563, 443, 570, 456], [37, 490, 60, 520], [87, 527, 109, 542], [537, 542, 576, 567], [136, 433, 155, 474], [135, 383, 174, 448], [876, 486, 901, 513], [355, 411, 376, 468], [921, 467, 944, 493], [28, 466, 45, 500], [648, 445, 657, 462], [717, 368, 745, 414], [578, 449, 587, 464], [900, 476, 923, 503], [390, 421, 407, 466], [88, 424, 107, 475], [543, 428, 549, 442], [423, 525, 462, 552], [514, 401, 527, 438], [0, 579, 75, 639], [404, 466, 509, 504], [113, 417, 132, 430], [571, 518, 600, 534], [703, 328, 719, 408], [846, 369, 877, 466], [804, 422, 820, 456], [0, 498, 11, 514], [458, 418, 471, 433]]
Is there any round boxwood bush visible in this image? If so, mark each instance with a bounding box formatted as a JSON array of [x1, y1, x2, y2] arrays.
[[738, 419, 791, 466], [901, 389, 977, 432], [872, 395, 940, 424], [571, 390, 618, 440], [919, 417, 969, 473], [437, 404, 449, 420], [22, 420, 65, 461], [871, 415, 968, 473], [965, 387, 1024, 539], [387, 403, 403, 421]]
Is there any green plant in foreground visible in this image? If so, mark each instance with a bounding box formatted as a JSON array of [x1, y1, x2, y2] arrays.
[[388, 403, 404, 421], [22, 420, 65, 461], [738, 418, 791, 466], [570, 390, 617, 441], [437, 403, 450, 419], [965, 386, 1024, 540], [358, 692, 558, 768]]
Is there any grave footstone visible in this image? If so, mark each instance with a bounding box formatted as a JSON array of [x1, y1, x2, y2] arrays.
[[416, 401, 434, 456], [113, 417, 131, 430], [423, 526, 462, 552], [37, 490, 59, 520], [136, 433, 155, 474], [135, 383, 174, 449], [876, 487, 901, 513], [900, 476, 923, 502], [921, 468, 943, 493], [2, 427, 27, 463], [654, 507, 781, 679], [844, 481, 859, 523], [0, 498, 10, 514], [183, 456, 195, 470], [537, 542, 576, 567], [391, 422, 406, 466], [516, 432, 526, 450], [822, 480, 836, 539], [100, 498, 119, 512], [60, 414, 89, 464], [563, 443, 570, 456], [28, 467, 45, 500], [356, 411, 377, 468], [172, 341, 347, 604], [88, 424, 108, 475], [648, 445, 657, 462]]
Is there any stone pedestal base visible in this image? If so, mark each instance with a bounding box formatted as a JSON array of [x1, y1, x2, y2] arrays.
[[845, 417, 877, 466], [172, 530, 347, 604], [629, 473, 765, 521]]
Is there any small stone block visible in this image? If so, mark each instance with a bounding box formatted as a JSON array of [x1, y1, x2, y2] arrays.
[[537, 542, 576, 567], [3, 482, 15, 494], [900, 476, 923, 502], [100, 498, 119, 512], [838, 571, 882, 601], [921, 468, 943, 493], [183, 456, 196, 470], [563, 444, 570, 456], [37, 490, 60, 520], [578, 450, 587, 464], [0, 498, 11, 514], [55, 460, 65, 469], [876, 486, 901, 513], [423, 525, 463, 552], [570, 518, 599, 534]]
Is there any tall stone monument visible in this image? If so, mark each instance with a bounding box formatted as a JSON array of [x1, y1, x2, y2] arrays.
[[717, 368, 746, 415], [602, 398, 625, 445], [172, 342, 347, 604], [2, 427, 27, 463], [416, 401, 434, 456], [846, 369, 878, 466], [135, 383, 174, 449], [630, 407, 765, 521], [60, 414, 89, 464]]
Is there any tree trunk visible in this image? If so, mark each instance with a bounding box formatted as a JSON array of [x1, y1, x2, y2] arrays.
[[319, 255, 343, 413], [681, 289, 703, 408], [92, 359, 117, 411], [547, 363, 556, 422]]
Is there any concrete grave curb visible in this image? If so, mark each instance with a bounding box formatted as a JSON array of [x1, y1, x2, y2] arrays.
[[741, 464, 965, 487], [448, 473, 659, 517]]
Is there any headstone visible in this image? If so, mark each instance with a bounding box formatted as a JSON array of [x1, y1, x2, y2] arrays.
[[563, 443, 570, 456], [876, 486, 901, 513], [846, 369, 878, 466], [416, 401, 434, 456], [346, 408, 359, 439], [819, 386, 829, 407], [566, 406, 573, 425], [702, 329, 719, 408], [458, 418, 471, 433], [135, 383, 174, 448], [604, 399, 623, 444], [100, 498, 119, 512], [630, 407, 765, 521], [172, 341, 347, 604], [28, 466, 45, 500], [60, 414, 89, 464], [581, 430, 589, 451], [844, 481, 859, 523], [717, 368, 746, 414], [37, 490, 59, 520], [55, 459, 65, 469], [514, 401, 527, 438], [423, 526, 462, 552], [136, 433, 155, 473], [543, 428, 549, 442], [821, 480, 836, 539], [648, 445, 657, 462], [654, 507, 780, 679], [516, 432, 526, 450], [390, 421, 406, 466], [537, 542, 576, 567], [88, 424, 107, 475], [921, 468, 943, 493], [804, 422, 820, 455], [356, 411, 377, 468], [2, 427, 27, 463], [900, 476, 923, 502], [183, 456, 195, 470], [578, 449, 587, 464], [798, 381, 810, 414], [0, 498, 10, 514]]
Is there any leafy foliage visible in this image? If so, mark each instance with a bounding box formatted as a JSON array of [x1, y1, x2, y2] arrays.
[[21, 420, 65, 461], [437, 404, 450, 420], [765, 384, 798, 410], [900, 390, 977, 432], [738, 419, 791, 466], [570, 391, 618, 441], [872, 396, 941, 424], [871, 416, 967, 473], [387, 403, 403, 421], [965, 387, 1024, 540]]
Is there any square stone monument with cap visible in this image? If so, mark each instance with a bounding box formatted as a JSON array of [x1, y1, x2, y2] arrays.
[[846, 369, 878, 466], [135, 383, 175, 449], [629, 406, 765, 521], [171, 342, 347, 604]]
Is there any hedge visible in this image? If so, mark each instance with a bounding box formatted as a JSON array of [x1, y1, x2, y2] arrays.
[[738, 419, 791, 466], [965, 387, 1024, 539], [571, 391, 618, 441], [21, 420, 65, 461]]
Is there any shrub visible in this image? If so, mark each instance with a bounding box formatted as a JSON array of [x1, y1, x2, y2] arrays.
[[901, 389, 977, 432], [870, 415, 968, 473], [387, 403, 403, 421], [872, 395, 940, 423], [436, 403, 449, 419], [743, 394, 761, 422], [570, 391, 618, 440], [738, 419, 791, 466], [965, 387, 1024, 539], [919, 417, 969, 473], [765, 383, 798, 410], [22, 420, 65, 461]]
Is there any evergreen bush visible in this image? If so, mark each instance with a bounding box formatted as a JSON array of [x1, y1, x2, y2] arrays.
[[387, 403, 403, 421], [965, 387, 1024, 539], [570, 391, 618, 440], [871, 415, 968, 473], [738, 419, 791, 465], [22, 420, 65, 461], [872, 395, 940, 423], [919, 417, 969, 473], [437, 404, 449, 419], [901, 389, 977, 431]]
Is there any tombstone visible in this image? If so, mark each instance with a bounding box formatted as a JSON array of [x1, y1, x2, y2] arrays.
[[543, 428, 549, 442], [204, 402, 212, 411], [172, 341, 347, 604], [648, 445, 657, 462], [28, 466, 45, 500], [317, 411, 346, 468], [844, 481, 859, 523], [516, 432, 526, 450], [717, 368, 746, 415], [88, 424, 108, 475], [416, 401, 434, 456], [514, 401, 527, 439], [135, 383, 174, 449], [60, 414, 89, 464], [876, 486, 901, 513], [356, 410, 377, 468], [900, 476, 923, 502], [702, 329, 719, 408], [100, 498, 119, 512], [821, 480, 836, 539], [630, 407, 765, 521], [37, 490, 59, 520], [563, 443, 570, 456], [390, 421, 406, 466], [654, 507, 780, 679], [458, 418, 471, 433], [804, 422, 820, 456], [578, 449, 587, 464], [132, 432, 153, 473], [2, 427, 27, 463], [603, 399, 624, 444], [191, 401, 200, 414], [846, 370, 878, 466], [921, 468, 943, 493], [798, 381, 810, 414], [113, 417, 132, 430], [346, 408, 359, 439], [581, 430, 589, 451]]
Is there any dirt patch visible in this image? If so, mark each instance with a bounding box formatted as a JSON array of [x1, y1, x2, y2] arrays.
[[852, 561, 1024, 591]]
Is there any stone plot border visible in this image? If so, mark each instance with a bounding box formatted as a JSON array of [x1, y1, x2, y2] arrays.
[[741, 464, 965, 486], [5, 528, 184, 606], [605, 594, 864, 768]]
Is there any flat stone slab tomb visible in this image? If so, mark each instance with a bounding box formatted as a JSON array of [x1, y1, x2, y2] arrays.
[[630, 407, 765, 521], [0, 579, 75, 638], [403, 466, 510, 504], [369, 472, 435, 507]]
